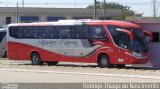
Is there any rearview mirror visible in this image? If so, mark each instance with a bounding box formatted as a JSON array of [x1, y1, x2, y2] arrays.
[[144, 30, 152, 43]]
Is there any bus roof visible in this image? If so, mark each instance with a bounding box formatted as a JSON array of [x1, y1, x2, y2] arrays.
[[8, 20, 141, 29]]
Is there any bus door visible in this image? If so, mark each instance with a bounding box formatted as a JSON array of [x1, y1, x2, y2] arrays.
[[116, 31, 130, 63], [115, 29, 133, 64], [107, 26, 131, 64]]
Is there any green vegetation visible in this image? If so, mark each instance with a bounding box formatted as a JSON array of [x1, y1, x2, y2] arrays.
[[87, 1, 143, 19]]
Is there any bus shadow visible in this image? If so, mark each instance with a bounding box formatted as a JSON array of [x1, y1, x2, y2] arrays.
[[17, 63, 98, 68], [122, 66, 160, 70], [15, 63, 160, 71], [55, 64, 160, 70], [55, 64, 98, 68]]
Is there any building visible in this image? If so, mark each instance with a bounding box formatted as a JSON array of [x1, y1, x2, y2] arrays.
[[132, 20, 160, 67], [0, 7, 122, 27]]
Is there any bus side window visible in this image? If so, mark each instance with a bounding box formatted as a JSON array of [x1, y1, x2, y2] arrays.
[[39, 26, 54, 39], [88, 26, 108, 41], [118, 32, 128, 49], [70, 26, 78, 39], [24, 26, 38, 39], [17, 27, 24, 38], [78, 26, 88, 39], [9, 26, 24, 38], [107, 26, 119, 44], [54, 26, 71, 39], [39, 27, 45, 38], [71, 26, 88, 39]]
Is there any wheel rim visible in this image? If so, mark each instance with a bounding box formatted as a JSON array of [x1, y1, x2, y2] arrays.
[[33, 55, 39, 63], [101, 57, 107, 66]]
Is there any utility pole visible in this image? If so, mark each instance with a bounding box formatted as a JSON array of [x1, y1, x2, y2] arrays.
[[153, 0, 156, 18], [94, 0, 97, 19], [74, 0, 77, 8], [103, 0, 106, 20], [16, 2, 19, 23], [22, 0, 24, 7]]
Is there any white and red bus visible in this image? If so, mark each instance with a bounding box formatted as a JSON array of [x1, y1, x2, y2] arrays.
[[7, 20, 150, 68]]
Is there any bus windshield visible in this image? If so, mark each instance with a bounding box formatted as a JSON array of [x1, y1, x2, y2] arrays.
[[130, 29, 148, 53], [107, 26, 148, 53]]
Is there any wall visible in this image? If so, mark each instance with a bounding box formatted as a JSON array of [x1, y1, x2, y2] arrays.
[[137, 23, 160, 67]]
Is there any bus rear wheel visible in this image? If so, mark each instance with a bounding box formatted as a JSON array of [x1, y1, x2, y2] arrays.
[[97, 54, 110, 68], [47, 61, 59, 66], [30, 53, 44, 65]]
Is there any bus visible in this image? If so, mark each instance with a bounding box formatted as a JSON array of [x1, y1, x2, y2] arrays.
[[0, 28, 7, 57], [7, 20, 150, 68]]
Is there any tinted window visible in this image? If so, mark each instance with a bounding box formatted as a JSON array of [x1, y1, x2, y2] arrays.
[[9, 26, 24, 38], [24, 26, 38, 39], [107, 25, 129, 49], [89, 26, 107, 39], [9, 27, 17, 38], [118, 32, 129, 48], [107, 26, 119, 45], [0, 32, 6, 43], [54, 26, 71, 39], [71, 26, 88, 39], [6, 17, 11, 24], [39, 26, 54, 39], [10, 26, 39, 39]]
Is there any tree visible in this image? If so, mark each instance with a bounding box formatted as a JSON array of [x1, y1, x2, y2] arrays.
[[87, 1, 143, 19]]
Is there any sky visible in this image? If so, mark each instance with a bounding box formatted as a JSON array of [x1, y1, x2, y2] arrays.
[[0, 0, 158, 17]]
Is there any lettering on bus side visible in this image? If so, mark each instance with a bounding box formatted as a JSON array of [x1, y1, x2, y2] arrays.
[[37, 39, 78, 47]]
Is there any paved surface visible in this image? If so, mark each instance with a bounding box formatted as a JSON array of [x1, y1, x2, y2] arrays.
[[0, 58, 160, 83], [0, 70, 160, 83]]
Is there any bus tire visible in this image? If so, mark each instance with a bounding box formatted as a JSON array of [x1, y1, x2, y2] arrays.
[[97, 54, 110, 68], [30, 52, 44, 65], [47, 61, 59, 66]]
